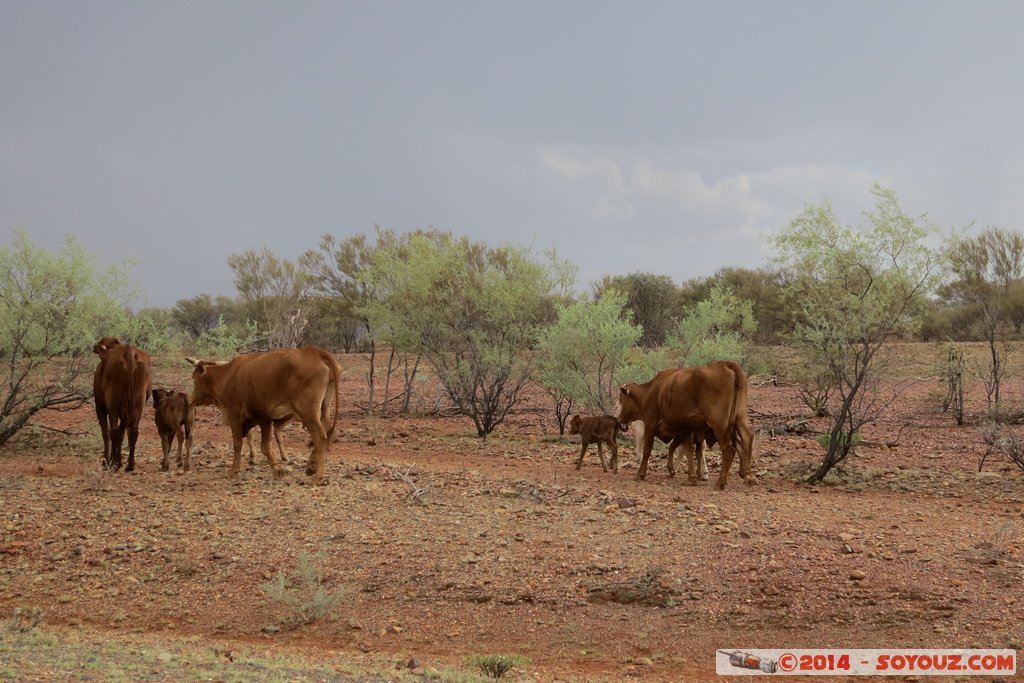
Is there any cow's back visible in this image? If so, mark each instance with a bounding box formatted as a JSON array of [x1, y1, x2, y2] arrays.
[[215, 347, 335, 412]]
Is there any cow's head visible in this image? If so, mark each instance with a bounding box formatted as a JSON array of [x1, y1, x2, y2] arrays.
[[568, 414, 583, 435], [185, 357, 222, 406], [93, 336, 122, 355], [152, 387, 171, 409], [615, 384, 643, 424]]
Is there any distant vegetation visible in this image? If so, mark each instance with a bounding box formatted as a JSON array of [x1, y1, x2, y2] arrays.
[[6, 185, 1024, 480]]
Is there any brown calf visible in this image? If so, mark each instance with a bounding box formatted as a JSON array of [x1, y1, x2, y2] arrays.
[[152, 388, 195, 472], [569, 414, 625, 473]]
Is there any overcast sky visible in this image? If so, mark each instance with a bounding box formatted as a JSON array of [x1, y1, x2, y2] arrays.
[[3, 1, 1023, 307]]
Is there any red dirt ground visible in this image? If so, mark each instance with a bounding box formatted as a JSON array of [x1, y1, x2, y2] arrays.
[[1, 352, 1022, 681]]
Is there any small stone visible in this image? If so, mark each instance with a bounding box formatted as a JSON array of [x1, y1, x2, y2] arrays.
[[849, 570, 867, 581], [261, 624, 280, 634], [157, 652, 173, 663], [635, 657, 654, 666]]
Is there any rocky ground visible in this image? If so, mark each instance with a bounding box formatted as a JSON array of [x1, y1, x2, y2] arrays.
[[1, 352, 1022, 681]]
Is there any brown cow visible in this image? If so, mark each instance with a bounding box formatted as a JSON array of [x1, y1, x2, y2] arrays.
[[569, 414, 624, 472], [93, 337, 152, 471], [186, 347, 340, 484], [152, 388, 195, 472], [615, 361, 754, 489]]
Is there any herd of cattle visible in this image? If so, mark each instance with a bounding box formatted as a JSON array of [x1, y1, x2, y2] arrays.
[[91, 338, 754, 489]]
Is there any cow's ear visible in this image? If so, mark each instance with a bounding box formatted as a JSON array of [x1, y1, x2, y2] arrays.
[[620, 386, 629, 396], [93, 342, 105, 354]]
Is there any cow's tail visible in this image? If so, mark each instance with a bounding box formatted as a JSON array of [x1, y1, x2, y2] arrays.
[[722, 361, 753, 469], [323, 349, 341, 446], [120, 347, 141, 427]]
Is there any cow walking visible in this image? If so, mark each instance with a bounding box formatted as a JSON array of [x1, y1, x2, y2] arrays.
[[569, 414, 624, 472], [186, 347, 340, 485], [93, 337, 152, 471], [615, 361, 754, 489]]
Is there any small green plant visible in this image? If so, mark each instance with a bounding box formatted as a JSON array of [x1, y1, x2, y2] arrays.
[[7, 606, 44, 633], [465, 654, 529, 680], [816, 430, 862, 453], [260, 549, 345, 629]]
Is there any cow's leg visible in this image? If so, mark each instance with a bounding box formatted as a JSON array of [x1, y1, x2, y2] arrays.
[[682, 437, 698, 485], [301, 417, 329, 485], [575, 440, 588, 470], [183, 419, 193, 473], [95, 404, 112, 469], [174, 425, 185, 470], [609, 438, 619, 473], [736, 420, 755, 485], [246, 432, 257, 465], [229, 427, 245, 480], [596, 441, 608, 472], [159, 430, 172, 471], [697, 435, 709, 481], [274, 421, 289, 464], [259, 422, 285, 480], [125, 419, 139, 472], [712, 423, 735, 490], [666, 438, 678, 477], [110, 415, 125, 470], [637, 426, 656, 480]]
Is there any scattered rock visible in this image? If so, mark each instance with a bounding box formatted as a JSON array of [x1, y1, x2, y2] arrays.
[[849, 570, 867, 581]]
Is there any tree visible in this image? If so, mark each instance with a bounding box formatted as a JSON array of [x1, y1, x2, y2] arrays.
[[771, 186, 944, 483], [535, 290, 643, 431], [361, 233, 573, 438], [228, 247, 310, 349], [593, 272, 678, 347], [667, 285, 757, 367], [0, 231, 135, 447], [171, 294, 238, 339], [677, 266, 790, 344], [301, 229, 430, 414], [943, 227, 1024, 410]]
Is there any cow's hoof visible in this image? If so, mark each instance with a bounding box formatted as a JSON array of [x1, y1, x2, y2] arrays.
[[744, 475, 756, 486], [305, 465, 316, 476], [160, 464, 169, 472], [272, 466, 286, 480], [686, 477, 698, 486]]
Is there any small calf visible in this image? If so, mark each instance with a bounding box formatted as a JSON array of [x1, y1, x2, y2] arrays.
[[152, 388, 195, 472], [569, 414, 625, 473], [633, 420, 716, 483], [244, 417, 293, 466]]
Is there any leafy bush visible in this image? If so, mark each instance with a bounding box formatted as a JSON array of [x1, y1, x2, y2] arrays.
[[188, 316, 260, 358], [261, 549, 345, 629], [465, 654, 530, 680]]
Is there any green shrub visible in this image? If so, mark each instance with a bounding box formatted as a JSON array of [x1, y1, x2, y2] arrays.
[[260, 549, 345, 629], [465, 654, 529, 680]]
